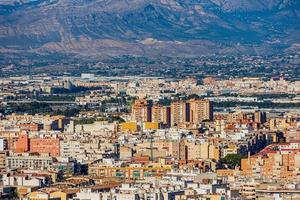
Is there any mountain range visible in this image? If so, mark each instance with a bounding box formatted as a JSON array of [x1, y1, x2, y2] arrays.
[[0, 0, 299, 57]]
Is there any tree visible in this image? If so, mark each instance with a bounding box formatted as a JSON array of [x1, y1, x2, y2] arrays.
[[219, 154, 244, 169]]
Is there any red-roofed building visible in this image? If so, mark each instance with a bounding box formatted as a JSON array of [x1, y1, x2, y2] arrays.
[[241, 143, 300, 181]]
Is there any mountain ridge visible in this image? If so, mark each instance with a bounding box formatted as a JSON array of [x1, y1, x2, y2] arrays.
[[0, 0, 299, 57]]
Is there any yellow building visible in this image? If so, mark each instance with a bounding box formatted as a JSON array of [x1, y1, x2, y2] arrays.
[[50, 191, 70, 200], [202, 194, 225, 200], [144, 122, 159, 130], [88, 164, 172, 179], [223, 144, 238, 157], [27, 190, 77, 200], [120, 122, 138, 132], [269, 117, 290, 131], [26, 191, 49, 200]]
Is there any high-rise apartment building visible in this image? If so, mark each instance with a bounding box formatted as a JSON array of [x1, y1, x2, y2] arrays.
[[152, 105, 171, 127], [131, 99, 151, 123], [131, 98, 213, 127], [254, 111, 267, 124], [189, 99, 213, 123], [162, 106, 171, 127], [170, 101, 188, 127], [151, 104, 163, 123]]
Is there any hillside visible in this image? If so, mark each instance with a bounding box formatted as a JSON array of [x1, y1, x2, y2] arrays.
[[0, 0, 299, 57]]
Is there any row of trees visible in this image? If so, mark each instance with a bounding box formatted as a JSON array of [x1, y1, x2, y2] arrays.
[[1, 102, 80, 117]]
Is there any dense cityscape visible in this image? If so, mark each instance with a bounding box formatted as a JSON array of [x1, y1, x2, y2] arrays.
[[1, 0, 300, 199], [0, 74, 299, 199]]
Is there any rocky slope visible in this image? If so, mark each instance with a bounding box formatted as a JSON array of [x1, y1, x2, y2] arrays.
[[0, 0, 299, 57]]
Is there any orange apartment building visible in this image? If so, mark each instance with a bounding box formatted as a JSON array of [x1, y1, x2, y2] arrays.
[[241, 143, 300, 181], [189, 99, 213, 123], [30, 137, 60, 157], [17, 123, 43, 131], [131, 98, 213, 127], [151, 104, 171, 127], [170, 101, 188, 127], [151, 104, 163, 124], [14, 132, 29, 153], [131, 99, 151, 123], [0, 130, 22, 150], [14, 135, 60, 157]]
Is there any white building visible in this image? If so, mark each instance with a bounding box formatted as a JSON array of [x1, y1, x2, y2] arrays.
[[0, 138, 8, 151], [3, 173, 48, 187]]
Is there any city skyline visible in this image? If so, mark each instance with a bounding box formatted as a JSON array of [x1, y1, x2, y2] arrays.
[[0, 0, 299, 199]]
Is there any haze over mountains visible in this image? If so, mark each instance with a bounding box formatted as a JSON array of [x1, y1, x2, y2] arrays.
[[0, 0, 299, 57]]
